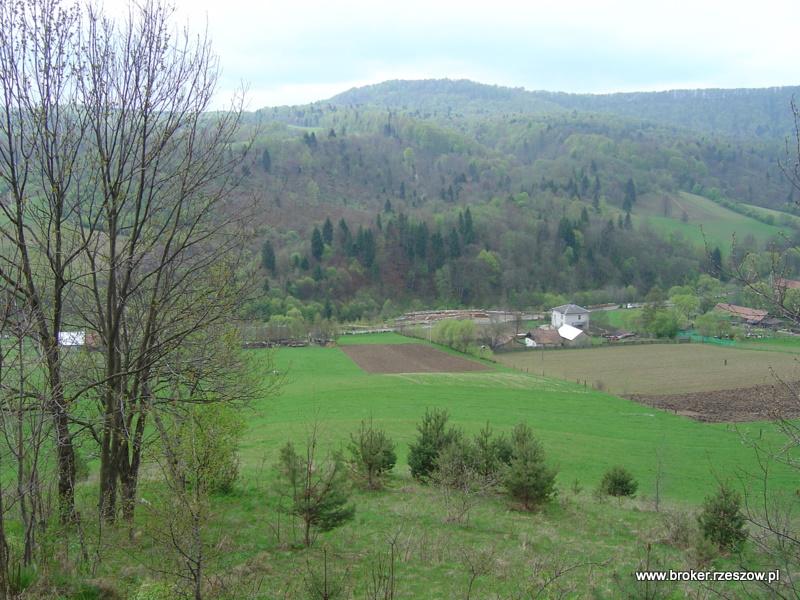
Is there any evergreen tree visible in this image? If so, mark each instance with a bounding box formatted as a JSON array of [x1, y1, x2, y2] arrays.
[[430, 230, 446, 269], [502, 424, 557, 511], [261, 239, 276, 275], [408, 409, 461, 481], [260, 147, 271, 172], [322, 217, 334, 245], [462, 207, 475, 244], [276, 438, 355, 548], [447, 227, 461, 259], [624, 178, 637, 209], [384, 198, 393, 213], [311, 227, 324, 261], [624, 211, 633, 230]]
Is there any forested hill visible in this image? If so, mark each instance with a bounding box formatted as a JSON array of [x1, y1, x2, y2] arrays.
[[241, 80, 800, 322], [328, 79, 800, 140]]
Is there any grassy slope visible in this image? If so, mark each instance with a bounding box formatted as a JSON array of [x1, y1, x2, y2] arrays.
[[242, 337, 796, 505], [634, 191, 788, 249]]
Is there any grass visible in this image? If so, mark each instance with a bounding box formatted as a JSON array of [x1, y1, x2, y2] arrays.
[[495, 342, 800, 395], [27, 332, 796, 598], [634, 191, 789, 250], [215, 335, 798, 596]]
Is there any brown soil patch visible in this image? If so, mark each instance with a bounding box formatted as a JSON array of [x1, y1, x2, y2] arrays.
[[340, 344, 489, 374], [627, 382, 800, 422]]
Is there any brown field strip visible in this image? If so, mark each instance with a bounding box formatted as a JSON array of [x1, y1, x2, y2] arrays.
[[339, 344, 490, 374]]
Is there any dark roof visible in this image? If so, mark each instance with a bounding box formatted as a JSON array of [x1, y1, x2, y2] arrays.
[[551, 303, 590, 315], [714, 303, 768, 323], [532, 329, 563, 345]]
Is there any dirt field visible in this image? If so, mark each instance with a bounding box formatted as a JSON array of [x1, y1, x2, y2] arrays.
[[496, 343, 800, 395], [340, 344, 489, 374], [627, 382, 800, 422]]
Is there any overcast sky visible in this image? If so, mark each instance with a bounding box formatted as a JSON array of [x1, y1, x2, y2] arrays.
[[114, 0, 800, 109]]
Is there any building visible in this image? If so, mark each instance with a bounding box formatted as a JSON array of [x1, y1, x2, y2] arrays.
[[557, 324, 591, 347], [714, 303, 769, 326], [551, 304, 590, 330]]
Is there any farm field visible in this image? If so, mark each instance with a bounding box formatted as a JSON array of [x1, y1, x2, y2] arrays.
[[496, 342, 800, 396], [217, 335, 799, 596], [340, 343, 489, 373]]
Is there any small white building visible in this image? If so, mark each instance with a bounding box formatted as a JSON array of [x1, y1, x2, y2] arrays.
[[551, 304, 590, 330], [58, 331, 85, 347]]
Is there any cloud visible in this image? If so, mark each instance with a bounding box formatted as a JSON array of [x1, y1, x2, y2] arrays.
[[102, 0, 800, 107]]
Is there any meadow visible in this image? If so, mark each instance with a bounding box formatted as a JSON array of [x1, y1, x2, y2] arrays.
[[205, 333, 798, 596], [32, 332, 793, 598], [634, 191, 789, 249]]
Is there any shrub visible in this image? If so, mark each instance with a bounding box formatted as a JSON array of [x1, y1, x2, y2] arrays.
[[697, 484, 747, 553], [276, 436, 355, 547], [472, 422, 513, 479], [502, 423, 557, 510], [599, 466, 638, 498], [408, 408, 461, 481], [348, 419, 396, 490], [167, 403, 246, 495]]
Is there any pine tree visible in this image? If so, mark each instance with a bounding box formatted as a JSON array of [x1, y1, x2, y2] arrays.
[[261, 239, 276, 275], [311, 227, 324, 261], [260, 147, 271, 172], [322, 217, 334, 245], [502, 424, 557, 511], [462, 207, 475, 244], [276, 438, 355, 548], [624, 178, 637, 209]]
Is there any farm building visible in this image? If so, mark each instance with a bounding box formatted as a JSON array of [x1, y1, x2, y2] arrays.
[[557, 324, 591, 347], [714, 303, 769, 326], [773, 276, 800, 291], [551, 304, 590, 329]]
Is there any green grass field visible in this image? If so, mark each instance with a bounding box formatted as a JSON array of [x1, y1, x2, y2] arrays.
[[495, 342, 800, 395], [53, 333, 798, 598], [208, 335, 798, 596], [634, 191, 789, 249]]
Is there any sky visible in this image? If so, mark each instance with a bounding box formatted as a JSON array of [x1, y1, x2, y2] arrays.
[[109, 0, 800, 109]]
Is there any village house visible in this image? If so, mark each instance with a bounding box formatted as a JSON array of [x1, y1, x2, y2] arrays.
[[714, 303, 769, 326], [551, 304, 590, 330]]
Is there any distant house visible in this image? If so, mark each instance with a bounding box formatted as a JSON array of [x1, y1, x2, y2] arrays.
[[714, 303, 769, 325], [551, 304, 590, 330], [773, 277, 800, 291], [58, 331, 85, 347]]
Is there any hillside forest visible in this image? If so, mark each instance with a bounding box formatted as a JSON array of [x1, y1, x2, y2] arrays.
[[238, 80, 800, 326]]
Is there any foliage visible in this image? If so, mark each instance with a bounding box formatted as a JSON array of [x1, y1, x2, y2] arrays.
[[502, 424, 558, 510], [348, 420, 397, 490], [173, 403, 246, 495], [407, 409, 462, 481], [697, 484, 747, 553], [276, 436, 356, 547], [599, 466, 638, 498]]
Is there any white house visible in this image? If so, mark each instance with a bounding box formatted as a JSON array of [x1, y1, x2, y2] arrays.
[[551, 304, 590, 330], [58, 331, 85, 346]]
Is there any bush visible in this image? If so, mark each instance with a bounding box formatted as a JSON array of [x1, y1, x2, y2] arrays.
[[276, 437, 355, 548], [472, 422, 513, 479], [599, 466, 638, 498], [348, 419, 396, 490], [408, 408, 462, 481], [173, 403, 245, 495], [502, 424, 557, 510], [697, 484, 747, 553]]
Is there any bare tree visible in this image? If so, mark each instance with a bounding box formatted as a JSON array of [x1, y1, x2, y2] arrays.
[[0, 0, 90, 523]]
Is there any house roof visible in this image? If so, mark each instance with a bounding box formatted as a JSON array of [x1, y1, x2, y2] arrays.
[[714, 303, 768, 323], [532, 329, 562, 345], [774, 277, 800, 290], [558, 324, 585, 341], [551, 303, 590, 315]]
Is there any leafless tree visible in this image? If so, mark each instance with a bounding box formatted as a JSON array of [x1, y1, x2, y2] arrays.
[[0, 0, 89, 523]]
